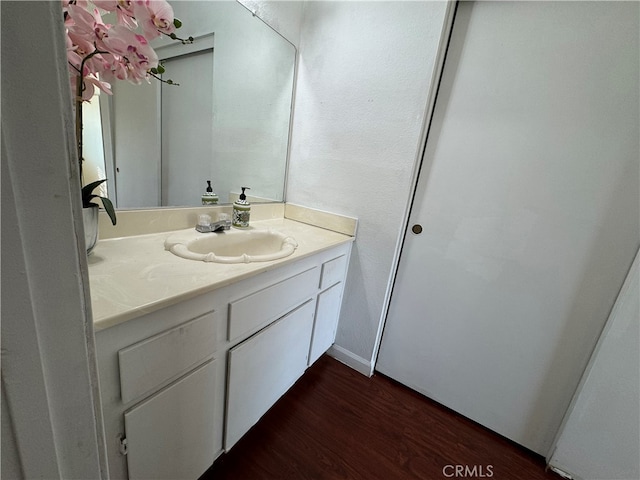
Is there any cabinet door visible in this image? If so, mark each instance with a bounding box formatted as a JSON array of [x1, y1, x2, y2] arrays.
[[309, 283, 344, 365], [124, 359, 218, 480], [225, 299, 315, 449]]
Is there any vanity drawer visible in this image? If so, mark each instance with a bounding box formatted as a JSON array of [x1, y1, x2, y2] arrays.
[[118, 312, 218, 404], [228, 267, 319, 341], [320, 254, 348, 290]]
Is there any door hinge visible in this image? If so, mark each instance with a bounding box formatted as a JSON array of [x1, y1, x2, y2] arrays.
[[118, 435, 128, 456]]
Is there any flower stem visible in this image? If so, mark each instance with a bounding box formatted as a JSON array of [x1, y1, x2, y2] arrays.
[[75, 74, 83, 180], [148, 71, 180, 86]]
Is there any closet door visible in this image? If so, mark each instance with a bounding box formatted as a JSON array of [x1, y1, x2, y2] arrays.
[[377, 1, 639, 455]]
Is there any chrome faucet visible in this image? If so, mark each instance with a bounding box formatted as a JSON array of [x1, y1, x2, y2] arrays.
[[195, 214, 231, 233]]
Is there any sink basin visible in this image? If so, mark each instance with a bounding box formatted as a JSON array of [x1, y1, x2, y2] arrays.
[[165, 228, 298, 263]]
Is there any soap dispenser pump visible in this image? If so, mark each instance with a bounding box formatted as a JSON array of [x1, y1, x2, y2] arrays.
[[232, 187, 251, 228], [201, 180, 219, 205]]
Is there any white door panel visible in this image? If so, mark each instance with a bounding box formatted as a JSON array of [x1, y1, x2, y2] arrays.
[[113, 81, 160, 208], [377, 1, 639, 455], [162, 49, 214, 206]]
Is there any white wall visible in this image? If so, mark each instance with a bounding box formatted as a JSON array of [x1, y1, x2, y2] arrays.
[[287, 1, 450, 368], [238, 0, 305, 47], [549, 251, 639, 480]]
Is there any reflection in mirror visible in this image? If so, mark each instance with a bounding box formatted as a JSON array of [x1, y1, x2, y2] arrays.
[[82, 90, 109, 198], [94, 1, 296, 209]]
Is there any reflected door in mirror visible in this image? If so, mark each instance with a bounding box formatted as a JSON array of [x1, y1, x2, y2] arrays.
[[162, 49, 214, 206], [114, 46, 214, 209]]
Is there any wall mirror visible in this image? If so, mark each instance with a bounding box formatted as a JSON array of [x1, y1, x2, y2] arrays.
[[84, 0, 296, 209]]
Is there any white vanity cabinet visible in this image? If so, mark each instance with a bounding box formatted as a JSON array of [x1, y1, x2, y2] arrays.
[[95, 241, 352, 480], [95, 293, 228, 480]]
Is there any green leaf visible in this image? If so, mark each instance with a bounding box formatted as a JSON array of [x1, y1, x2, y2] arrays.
[[100, 196, 117, 226], [81, 178, 117, 225], [82, 179, 108, 207]]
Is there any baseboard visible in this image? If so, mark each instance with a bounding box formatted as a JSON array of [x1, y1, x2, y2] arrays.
[[327, 345, 372, 377]]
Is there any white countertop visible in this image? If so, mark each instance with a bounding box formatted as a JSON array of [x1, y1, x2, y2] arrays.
[[88, 218, 354, 331]]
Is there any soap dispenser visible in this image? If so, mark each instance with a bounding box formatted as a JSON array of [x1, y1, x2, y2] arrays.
[[201, 180, 219, 205], [232, 187, 251, 228]]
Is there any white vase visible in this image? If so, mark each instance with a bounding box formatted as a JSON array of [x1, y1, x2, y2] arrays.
[[82, 205, 99, 254]]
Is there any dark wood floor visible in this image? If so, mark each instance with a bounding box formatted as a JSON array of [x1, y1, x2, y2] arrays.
[[202, 355, 560, 480]]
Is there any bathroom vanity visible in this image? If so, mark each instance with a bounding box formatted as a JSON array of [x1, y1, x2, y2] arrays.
[[90, 206, 355, 479]]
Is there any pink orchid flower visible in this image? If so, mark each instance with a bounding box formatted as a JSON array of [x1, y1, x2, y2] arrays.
[[62, 0, 89, 12], [66, 4, 96, 37], [91, 9, 111, 46], [71, 73, 111, 102], [91, 0, 118, 12], [102, 25, 158, 76], [64, 0, 186, 103], [85, 75, 112, 96], [66, 46, 84, 81], [67, 29, 95, 59], [133, 0, 175, 39], [114, 0, 138, 29]]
